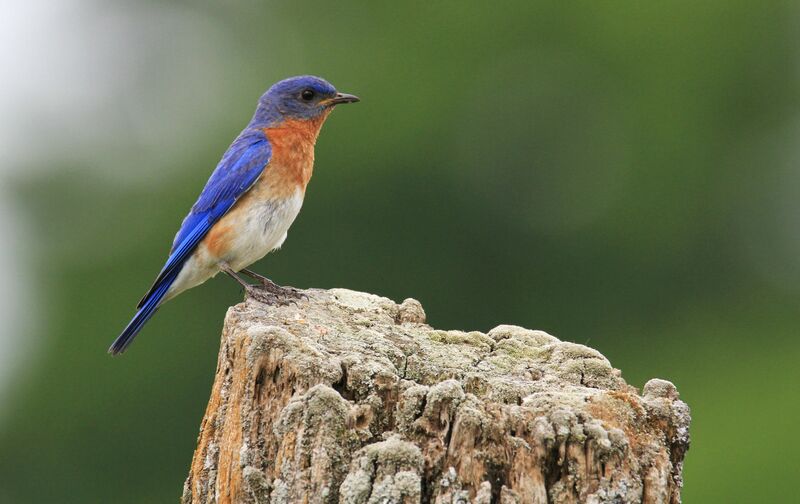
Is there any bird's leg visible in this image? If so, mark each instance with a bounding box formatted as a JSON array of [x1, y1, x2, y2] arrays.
[[220, 263, 277, 304], [241, 268, 305, 300], [220, 263, 251, 288], [240, 268, 282, 292]]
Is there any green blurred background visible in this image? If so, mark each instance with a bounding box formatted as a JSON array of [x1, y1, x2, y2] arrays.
[[1, 1, 798, 502]]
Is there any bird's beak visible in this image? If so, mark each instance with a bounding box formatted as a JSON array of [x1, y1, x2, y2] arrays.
[[322, 92, 360, 107]]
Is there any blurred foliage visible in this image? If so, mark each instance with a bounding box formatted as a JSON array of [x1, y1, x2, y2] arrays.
[[1, 1, 799, 502]]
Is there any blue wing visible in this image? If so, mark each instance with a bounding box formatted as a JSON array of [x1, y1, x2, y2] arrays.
[[108, 128, 272, 354], [151, 128, 273, 298]]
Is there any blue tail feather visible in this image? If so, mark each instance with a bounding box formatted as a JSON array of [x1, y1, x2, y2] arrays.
[[110, 129, 272, 355], [109, 269, 179, 355]]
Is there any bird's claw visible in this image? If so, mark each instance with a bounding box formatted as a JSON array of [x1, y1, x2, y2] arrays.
[[242, 284, 276, 304], [256, 276, 305, 300], [276, 285, 307, 301], [243, 283, 306, 306]]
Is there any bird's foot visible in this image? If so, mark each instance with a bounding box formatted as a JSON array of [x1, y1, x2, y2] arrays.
[[240, 269, 307, 302], [242, 284, 282, 305], [258, 283, 307, 305], [272, 284, 307, 301], [241, 281, 306, 306], [247, 286, 306, 306]]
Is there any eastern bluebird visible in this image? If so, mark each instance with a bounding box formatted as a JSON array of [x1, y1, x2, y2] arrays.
[[109, 76, 359, 354]]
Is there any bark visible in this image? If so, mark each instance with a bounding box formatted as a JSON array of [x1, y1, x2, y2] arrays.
[[182, 288, 690, 504]]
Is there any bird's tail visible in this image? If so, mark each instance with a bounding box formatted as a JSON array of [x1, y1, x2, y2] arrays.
[[108, 269, 179, 355]]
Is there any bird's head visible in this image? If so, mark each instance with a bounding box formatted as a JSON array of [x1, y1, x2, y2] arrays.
[[252, 75, 359, 126]]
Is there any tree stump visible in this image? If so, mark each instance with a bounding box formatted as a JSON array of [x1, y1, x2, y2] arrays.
[[182, 288, 690, 504]]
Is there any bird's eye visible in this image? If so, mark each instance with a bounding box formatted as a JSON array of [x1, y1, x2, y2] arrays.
[[301, 89, 315, 101]]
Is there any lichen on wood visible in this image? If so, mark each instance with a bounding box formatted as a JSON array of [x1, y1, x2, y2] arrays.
[[182, 288, 690, 503]]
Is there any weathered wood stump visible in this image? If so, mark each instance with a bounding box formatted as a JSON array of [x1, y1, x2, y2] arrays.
[[182, 288, 689, 504]]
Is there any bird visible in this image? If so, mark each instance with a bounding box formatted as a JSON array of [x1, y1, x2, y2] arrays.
[[108, 75, 359, 355]]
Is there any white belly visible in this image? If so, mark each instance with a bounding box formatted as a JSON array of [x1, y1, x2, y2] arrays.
[[224, 189, 304, 270], [166, 189, 304, 300]]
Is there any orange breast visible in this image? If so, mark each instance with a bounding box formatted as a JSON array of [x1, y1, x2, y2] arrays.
[[197, 115, 330, 260], [262, 114, 330, 198]]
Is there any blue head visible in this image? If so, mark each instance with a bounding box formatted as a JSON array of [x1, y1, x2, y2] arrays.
[[250, 75, 359, 126]]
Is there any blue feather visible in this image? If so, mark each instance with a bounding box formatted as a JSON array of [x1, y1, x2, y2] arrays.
[[110, 128, 272, 354], [108, 268, 179, 354]]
